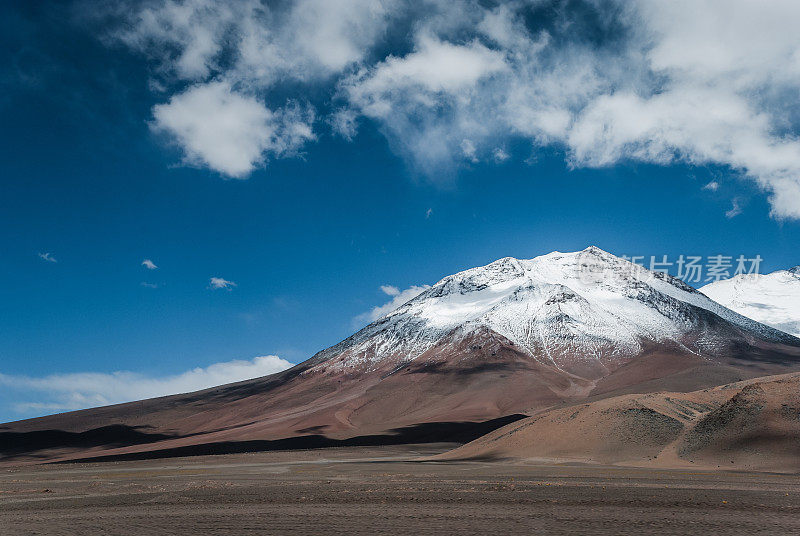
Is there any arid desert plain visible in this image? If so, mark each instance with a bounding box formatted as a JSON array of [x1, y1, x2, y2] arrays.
[[2, 444, 799, 536]]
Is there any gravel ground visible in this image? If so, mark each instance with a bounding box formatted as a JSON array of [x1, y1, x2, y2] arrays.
[[1, 444, 798, 536]]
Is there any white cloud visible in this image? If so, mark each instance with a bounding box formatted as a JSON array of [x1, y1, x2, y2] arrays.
[[340, 34, 508, 175], [278, 0, 397, 76], [208, 276, 236, 290], [354, 284, 430, 326], [103, 0, 800, 219], [337, 1, 800, 217], [640, 0, 800, 87], [107, 0, 396, 177], [142, 259, 158, 270], [565, 87, 800, 218], [228, 0, 400, 88], [37, 252, 57, 263], [152, 81, 314, 177], [0, 355, 293, 416], [347, 35, 507, 96], [114, 0, 401, 83], [703, 181, 720, 192], [115, 0, 235, 80], [140, 282, 159, 289]]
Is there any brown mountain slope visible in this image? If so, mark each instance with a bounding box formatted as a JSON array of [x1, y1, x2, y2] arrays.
[[2, 331, 799, 466], [433, 373, 800, 473]]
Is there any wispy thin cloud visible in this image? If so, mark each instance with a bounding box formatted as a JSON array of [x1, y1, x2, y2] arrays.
[[209, 276, 237, 290], [493, 148, 510, 163], [38, 252, 57, 263], [140, 282, 159, 289], [329, 108, 358, 140], [142, 259, 158, 270], [726, 198, 743, 218], [703, 181, 719, 192]]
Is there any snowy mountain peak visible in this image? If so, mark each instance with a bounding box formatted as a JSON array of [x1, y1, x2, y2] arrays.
[[701, 266, 800, 338], [314, 249, 798, 373], [422, 246, 659, 302], [580, 244, 614, 259]]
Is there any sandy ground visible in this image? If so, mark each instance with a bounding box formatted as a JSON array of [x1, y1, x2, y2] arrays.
[[1, 444, 798, 535]]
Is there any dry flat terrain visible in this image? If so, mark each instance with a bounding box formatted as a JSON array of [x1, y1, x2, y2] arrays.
[[1, 445, 799, 536]]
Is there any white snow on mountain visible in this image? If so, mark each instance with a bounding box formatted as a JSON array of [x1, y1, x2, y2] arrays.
[[317, 247, 794, 371], [701, 267, 800, 338]]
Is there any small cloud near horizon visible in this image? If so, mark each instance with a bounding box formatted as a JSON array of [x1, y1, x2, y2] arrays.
[[0, 355, 293, 419]]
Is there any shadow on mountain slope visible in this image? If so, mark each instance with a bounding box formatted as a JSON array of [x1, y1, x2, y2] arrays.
[[1, 414, 528, 464]]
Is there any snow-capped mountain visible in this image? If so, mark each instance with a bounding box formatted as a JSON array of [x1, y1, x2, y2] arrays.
[[310, 247, 797, 377], [7, 247, 800, 464], [701, 266, 800, 338]]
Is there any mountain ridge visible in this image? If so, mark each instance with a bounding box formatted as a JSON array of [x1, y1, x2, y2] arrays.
[[306, 246, 797, 377]]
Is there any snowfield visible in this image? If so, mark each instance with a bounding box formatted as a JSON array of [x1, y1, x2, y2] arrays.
[[701, 266, 800, 338]]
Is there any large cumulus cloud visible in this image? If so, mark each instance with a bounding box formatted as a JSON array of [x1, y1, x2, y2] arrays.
[[99, 0, 800, 219]]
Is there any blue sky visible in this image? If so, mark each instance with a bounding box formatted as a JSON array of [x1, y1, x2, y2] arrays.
[[1, 0, 799, 422]]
